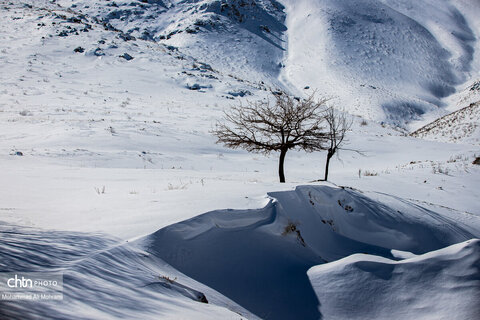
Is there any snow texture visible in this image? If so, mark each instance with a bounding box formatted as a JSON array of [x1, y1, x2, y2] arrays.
[[1, 0, 480, 319], [308, 239, 480, 320], [145, 185, 479, 319]]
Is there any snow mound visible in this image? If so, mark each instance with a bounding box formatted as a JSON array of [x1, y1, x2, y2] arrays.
[[144, 185, 478, 319], [308, 239, 480, 320], [0, 223, 254, 319]]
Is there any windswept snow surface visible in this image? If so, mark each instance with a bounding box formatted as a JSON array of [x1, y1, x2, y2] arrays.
[[145, 185, 480, 320], [0, 223, 256, 319], [280, 0, 480, 125]]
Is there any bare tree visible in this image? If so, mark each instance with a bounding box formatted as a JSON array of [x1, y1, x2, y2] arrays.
[[323, 107, 351, 181], [213, 92, 329, 183]]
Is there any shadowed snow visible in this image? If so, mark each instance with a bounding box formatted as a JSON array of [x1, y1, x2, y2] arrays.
[[145, 185, 477, 319]]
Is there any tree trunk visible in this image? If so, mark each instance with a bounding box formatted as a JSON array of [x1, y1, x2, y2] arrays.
[[324, 149, 333, 181], [279, 148, 288, 183]]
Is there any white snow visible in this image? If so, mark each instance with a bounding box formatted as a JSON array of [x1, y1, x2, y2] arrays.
[[143, 185, 479, 319], [0, 222, 256, 319], [0, 0, 479, 319], [308, 239, 480, 320], [279, 0, 480, 126], [412, 100, 480, 145]]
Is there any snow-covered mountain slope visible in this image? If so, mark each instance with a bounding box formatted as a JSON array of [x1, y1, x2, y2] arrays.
[[280, 0, 480, 125], [31, 0, 480, 126], [54, 0, 287, 84], [144, 185, 479, 320], [0, 222, 256, 319], [452, 78, 480, 109], [411, 99, 480, 145], [0, 0, 272, 170], [410, 76, 480, 144], [308, 239, 480, 320]]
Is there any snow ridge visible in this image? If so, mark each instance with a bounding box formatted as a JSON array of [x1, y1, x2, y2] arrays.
[[145, 185, 479, 319]]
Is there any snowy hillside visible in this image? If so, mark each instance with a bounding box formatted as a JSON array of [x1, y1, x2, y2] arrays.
[[32, 0, 480, 125], [280, 0, 480, 125], [1, 0, 479, 319], [55, 0, 287, 84], [411, 77, 480, 144], [411, 100, 480, 145]]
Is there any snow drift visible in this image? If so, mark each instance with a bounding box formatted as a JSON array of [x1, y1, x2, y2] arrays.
[[0, 223, 254, 320], [308, 239, 480, 320], [145, 185, 479, 319]]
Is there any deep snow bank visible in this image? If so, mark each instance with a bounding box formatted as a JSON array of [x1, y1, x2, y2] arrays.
[[145, 185, 478, 319], [308, 239, 480, 320], [0, 223, 253, 320]]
